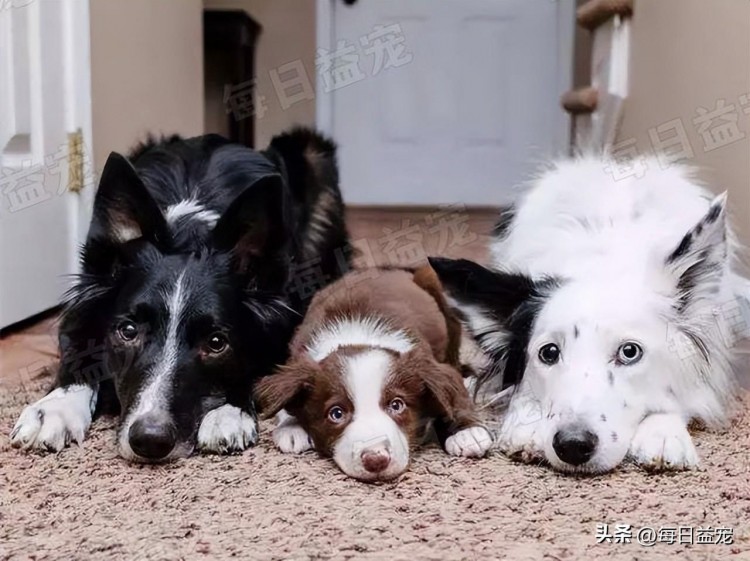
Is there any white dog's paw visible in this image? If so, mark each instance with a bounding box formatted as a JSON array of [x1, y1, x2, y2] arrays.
[[495, 418, 545, 463], [628, 414, 699, 471], [273, 422, 313, 454], [10, 385, 96, 452], [197, 404, 258, 454], [445, 426, 493, 457]]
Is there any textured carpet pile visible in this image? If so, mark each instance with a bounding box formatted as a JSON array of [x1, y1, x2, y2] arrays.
[[1, 373, 748, 560]]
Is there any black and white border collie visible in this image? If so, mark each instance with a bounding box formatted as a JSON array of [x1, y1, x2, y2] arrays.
[[10, 128, 350, 463], [431, 157, 749, 473]]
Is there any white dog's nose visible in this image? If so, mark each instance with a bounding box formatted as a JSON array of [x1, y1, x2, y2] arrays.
[[552, 425, 598, 466]]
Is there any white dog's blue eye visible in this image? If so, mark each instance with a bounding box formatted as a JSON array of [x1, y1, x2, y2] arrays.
[[538, 343, 561, 365], [616, 342, 643, 365]]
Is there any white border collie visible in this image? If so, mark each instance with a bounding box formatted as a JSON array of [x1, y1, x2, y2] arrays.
[[431, 157, 748, 473]]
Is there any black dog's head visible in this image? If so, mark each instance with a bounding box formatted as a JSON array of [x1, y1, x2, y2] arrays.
[[64, 138, 301, 462]]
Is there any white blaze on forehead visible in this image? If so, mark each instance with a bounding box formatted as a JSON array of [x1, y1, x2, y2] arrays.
[[332, 349, 410, 480], [345, 349, 392, 420], [165, 199, 220, 228], [119, 269, 188, 458], [307, 316, 414, 362]]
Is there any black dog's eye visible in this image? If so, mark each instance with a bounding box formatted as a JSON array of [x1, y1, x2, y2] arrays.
[[328, 406, 346, 423], [205, 333, 229, 354], [538, 343, 561, 365], [117, 320, 138, 342], [616, 342, 643, 366]]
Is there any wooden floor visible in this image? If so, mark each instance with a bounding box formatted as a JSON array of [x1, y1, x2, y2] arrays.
[[0, 207, 499, 389]]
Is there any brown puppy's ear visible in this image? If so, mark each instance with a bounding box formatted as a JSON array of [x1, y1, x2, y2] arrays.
[[401, 348, 480, 440], [400, 348, 476, 425], [254, 356, 319, 418]]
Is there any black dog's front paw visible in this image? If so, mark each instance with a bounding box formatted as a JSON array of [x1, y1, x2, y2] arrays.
[[196, 405, 258, 454]]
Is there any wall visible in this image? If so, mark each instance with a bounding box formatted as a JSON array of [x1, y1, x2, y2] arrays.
[[89, 0, 205, 171], [616, 0, 750, 248], [203, 0, 317, 148]]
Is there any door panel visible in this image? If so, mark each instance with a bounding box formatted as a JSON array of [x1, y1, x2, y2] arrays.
[[321, 0, 573, 206], [0, 0, 92, 328]]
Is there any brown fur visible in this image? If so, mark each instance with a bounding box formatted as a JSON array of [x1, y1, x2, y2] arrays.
[[255, 267, 481, 455], [412, 265, 464, 369]]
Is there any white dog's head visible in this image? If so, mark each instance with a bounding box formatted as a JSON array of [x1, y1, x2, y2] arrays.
[[430, 194, 731, 473]]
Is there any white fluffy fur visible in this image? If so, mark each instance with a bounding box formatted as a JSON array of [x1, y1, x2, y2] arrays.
[[165, 199, 220, 228], [306, 316, 415, 361], [272, 410, 313, 454], [486, 157, 745, 473], [196, 404, 258, 454], [10, 385, 97, 451]]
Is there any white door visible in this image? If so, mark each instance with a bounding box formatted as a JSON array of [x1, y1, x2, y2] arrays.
[[0, 0, 94, 329], [317, 0, 574, 206]]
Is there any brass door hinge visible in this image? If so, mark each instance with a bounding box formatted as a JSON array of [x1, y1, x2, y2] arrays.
[[67, 129, 84, 193]]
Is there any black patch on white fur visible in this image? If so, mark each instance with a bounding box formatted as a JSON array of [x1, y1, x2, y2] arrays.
[[492, 206, 516, 240], [668, 232, 693, 262], [428, 257, 560, 390], [667, 196, 727, 314], [705, 201, 722, 223]]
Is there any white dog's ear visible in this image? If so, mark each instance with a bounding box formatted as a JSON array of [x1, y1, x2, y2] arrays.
[[666, 193, 728, 313], [428, 257, 558, 388]]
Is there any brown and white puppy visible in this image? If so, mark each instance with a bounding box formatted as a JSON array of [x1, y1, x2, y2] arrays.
[[255, 267, 492, 481]]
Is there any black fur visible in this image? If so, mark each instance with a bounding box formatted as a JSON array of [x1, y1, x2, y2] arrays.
[[56, 128, 350, 460], [492, 206, 516, 240], [428, 257, 559, 390], [666, 197, 727, 314], [264, 127, 351, 309]]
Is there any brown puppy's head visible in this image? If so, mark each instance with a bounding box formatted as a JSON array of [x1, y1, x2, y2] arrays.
[[255, 345, 471, 482]]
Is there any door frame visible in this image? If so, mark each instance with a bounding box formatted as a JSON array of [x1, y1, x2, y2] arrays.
[[315, 0, 577, 153], [66, 0, 96, 260]]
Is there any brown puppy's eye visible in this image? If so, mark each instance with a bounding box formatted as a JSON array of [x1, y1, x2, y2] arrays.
[[117, 320, 138, 342], [388, 398, 406, 414], [205, 333, 228, 354], [328, 406, 345, 423]]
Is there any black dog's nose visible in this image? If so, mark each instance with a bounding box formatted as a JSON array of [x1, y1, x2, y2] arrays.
[[552, 426, 599, 466], [128, 416, 177, 460]]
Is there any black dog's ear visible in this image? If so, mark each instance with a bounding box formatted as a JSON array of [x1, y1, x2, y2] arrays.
[[212, 174, 289, 283], [428, 257, 558, 388], [87, 152, 170, 246], [666, 193, 728, 314]]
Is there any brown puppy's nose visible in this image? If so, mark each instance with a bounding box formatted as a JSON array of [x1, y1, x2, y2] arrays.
[[361, 449, 391, 473]]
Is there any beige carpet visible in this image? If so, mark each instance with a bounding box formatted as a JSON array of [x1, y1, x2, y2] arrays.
[[2, 211, 749, 560], [1, 373, 748, 561]]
